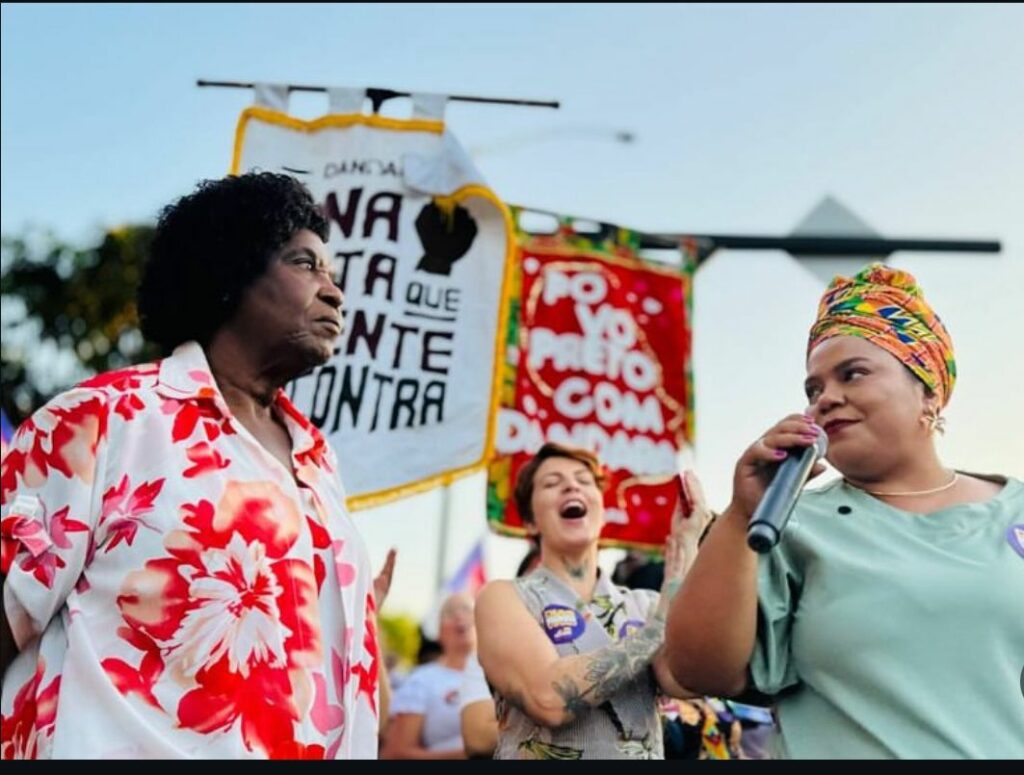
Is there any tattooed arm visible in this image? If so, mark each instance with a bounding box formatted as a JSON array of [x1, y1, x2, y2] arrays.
[[475, 580, 669, 729]]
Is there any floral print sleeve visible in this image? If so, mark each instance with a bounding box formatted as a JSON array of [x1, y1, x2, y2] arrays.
[[2, 387, 108, 647]]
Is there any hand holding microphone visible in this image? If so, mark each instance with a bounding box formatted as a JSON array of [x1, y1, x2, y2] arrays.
[[747, 433, 828, 552], [729, 414, 829, 553]]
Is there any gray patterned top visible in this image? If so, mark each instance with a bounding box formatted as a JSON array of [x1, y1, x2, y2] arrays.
[[492, 566, 664, 760]]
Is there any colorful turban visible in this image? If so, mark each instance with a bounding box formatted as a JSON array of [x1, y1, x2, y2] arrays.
[[807, 263, 956, 407]]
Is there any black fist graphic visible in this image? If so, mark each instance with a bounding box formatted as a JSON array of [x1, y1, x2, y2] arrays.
[[415, 199, 478, 276]]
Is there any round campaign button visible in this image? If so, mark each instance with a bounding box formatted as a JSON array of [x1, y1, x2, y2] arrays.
[[618, 619, 645, 640], [1007, 524, 1024, 560], [542, 604, 585, 644]]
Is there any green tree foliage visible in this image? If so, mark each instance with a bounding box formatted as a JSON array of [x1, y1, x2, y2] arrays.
[[1, 225, 160, 425]]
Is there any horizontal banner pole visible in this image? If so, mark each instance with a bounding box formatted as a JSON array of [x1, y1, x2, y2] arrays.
[[508, 208, 1001, 266], [196, 79, 559, 111]]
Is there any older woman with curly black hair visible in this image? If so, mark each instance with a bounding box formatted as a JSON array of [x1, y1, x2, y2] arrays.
[[0, 172, 395, 759]]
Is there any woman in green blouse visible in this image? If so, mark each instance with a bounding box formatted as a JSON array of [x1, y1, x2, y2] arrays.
[[664, 264, 1024, 759]]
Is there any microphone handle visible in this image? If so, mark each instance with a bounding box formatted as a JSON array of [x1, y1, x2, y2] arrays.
[[746, 443, 820, 554]]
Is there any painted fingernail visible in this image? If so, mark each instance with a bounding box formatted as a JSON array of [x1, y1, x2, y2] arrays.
[[773, 449, 787, 459]]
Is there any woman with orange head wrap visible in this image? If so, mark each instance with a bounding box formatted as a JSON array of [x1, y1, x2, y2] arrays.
[[664, 264, 1023, 759]]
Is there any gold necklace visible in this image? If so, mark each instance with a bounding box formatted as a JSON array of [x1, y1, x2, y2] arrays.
[[846, 471, 959, 497]]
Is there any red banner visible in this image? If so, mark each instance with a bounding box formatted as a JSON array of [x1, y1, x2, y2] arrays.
[[487, 217, 694, 551]]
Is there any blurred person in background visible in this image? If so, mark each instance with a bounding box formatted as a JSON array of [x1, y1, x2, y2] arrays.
[[380, 592, 476, 760], [458, 542, 542, 758]]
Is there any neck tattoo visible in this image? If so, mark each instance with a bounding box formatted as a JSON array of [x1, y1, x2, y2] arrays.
[[565, 559, 588, 580]]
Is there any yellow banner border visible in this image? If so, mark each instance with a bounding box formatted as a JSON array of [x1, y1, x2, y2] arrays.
[[230, 107, 516, 511]]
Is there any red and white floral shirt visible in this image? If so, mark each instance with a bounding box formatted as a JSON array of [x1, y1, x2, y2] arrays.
[[1, 342, 380, 759]]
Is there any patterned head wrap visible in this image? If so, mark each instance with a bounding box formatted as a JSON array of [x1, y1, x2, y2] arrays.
[[808, 263, 956, 407]]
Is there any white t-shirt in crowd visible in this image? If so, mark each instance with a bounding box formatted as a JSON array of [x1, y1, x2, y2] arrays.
[[389, 662, 465, 751]]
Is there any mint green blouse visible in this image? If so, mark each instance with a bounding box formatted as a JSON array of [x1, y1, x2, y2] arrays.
[[750, 476, 1024, 758]]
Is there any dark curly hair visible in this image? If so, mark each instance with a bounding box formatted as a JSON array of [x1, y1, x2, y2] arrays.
[[138, 171, 329, 353]]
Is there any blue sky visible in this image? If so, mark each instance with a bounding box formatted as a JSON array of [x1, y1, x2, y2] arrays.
[[3, 3, 1022, 619]]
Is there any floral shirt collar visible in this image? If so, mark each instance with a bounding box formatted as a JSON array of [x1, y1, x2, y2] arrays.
[[156, 341, 330, 477]]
